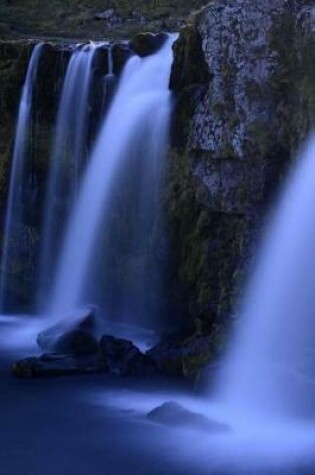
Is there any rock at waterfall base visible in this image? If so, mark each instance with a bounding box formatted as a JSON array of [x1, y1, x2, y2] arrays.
[[147, 401, 229, 433], [12, 335, 157, 379], [52, 330, 99, 356], [37, 306, 98, 354], [99, 335, 156, 376], [12, 354, 105, 379]]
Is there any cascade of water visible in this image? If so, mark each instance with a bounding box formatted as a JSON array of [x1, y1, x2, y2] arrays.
[[216, 133, 315, 418], [47, 35, 176, 329], [37, 43, 99, 309], [0, 43, 43, 313]]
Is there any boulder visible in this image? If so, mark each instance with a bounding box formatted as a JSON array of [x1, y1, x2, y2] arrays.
[[53, 330, 99, 356], [12, 353, 105, 379], [147, 401, 229, 433], [99, 335, 156, 376], [37, 305, 98, 353], [130, 32, 167, 57]]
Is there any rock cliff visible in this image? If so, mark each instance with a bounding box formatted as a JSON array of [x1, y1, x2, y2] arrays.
[[167, 0, 315, 351]]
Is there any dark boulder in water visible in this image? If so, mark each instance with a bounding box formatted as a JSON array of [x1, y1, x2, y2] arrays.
[[37, 305, 98, 353], [52, 330, 99, 356], [99, 335, 156, 376], [12, 353, 105, 379], [147, 401, 229, 433], [13, 335, 157, 379]]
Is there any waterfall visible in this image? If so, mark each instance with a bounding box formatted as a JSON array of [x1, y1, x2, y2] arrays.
[[216, 133, 315, 418], [37, 43, 103, 309], [0, 43, 43, 313], [47, 35, 176, 329]]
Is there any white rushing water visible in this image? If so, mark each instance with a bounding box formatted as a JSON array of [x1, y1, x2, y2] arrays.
[[47, 35, 176, 325], [0, 43, 43, 312], [216, 133, 315, 419], [37, 43, 99, 309]]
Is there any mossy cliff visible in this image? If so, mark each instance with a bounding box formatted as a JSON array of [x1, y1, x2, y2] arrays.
[[166, 0, 315, 358]]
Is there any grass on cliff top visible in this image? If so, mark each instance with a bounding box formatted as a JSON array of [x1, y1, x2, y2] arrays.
[[0, 0, 206, 40]]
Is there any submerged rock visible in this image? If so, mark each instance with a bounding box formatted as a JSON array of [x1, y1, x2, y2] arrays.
[[99, 335, 156, 376], [13, 334, 157, 379], [147, 401, 229, 433], [12, 354, 104, 379]]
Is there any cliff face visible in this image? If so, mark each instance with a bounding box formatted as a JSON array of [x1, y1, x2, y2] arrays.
[[167, 1, 315, 346]]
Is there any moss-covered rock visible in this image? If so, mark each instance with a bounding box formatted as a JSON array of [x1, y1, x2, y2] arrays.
[[147, 333, 219, 377], [166, 0, 315, 367]]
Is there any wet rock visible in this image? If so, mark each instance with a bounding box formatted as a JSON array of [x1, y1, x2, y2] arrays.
[[130, 32, 167, 57], [147, 401, 229, 433], [14, 333, 157, 379], [53, 330, 99, 356], [147, 336, 214, 376], [112, 43, 132, 75], [100, 335, 156, 376], [37, 305, 98, 352], [12, 354, 105, 379]]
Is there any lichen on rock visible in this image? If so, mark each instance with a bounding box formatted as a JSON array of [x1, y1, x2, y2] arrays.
[[166, 0, 315, 364]]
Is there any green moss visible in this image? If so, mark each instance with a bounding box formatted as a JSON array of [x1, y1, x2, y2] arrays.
[[0, 0, 206, 41], [165, 150, 249, 343]]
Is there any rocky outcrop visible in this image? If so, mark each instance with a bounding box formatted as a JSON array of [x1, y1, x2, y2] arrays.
[[12, 353, 104, 378], [167, 1, 315, 349]]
